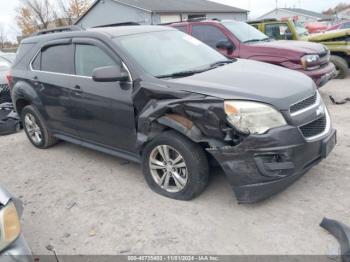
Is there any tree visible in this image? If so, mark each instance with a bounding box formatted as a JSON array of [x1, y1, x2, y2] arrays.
[[15, 0, 92, 37], [16, 0, 55, 36], [58, 0, 91, 24], [323, 3, 350, 15]]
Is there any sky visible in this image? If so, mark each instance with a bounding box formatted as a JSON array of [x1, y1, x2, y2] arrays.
[[0, 0, 348, 41]]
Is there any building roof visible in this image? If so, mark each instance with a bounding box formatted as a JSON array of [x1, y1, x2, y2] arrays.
[[112, 0, 248, 13], [76, 0, 248, 24], [280, 8, 332, 20]]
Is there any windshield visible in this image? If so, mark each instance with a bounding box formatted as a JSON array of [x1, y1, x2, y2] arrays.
[[294, 21, 309, 37], [115, 30, 228, 77], [222, 21, 269, 43]]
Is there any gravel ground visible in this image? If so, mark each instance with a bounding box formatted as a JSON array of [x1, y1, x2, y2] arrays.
[[0, 78, 349, 256]]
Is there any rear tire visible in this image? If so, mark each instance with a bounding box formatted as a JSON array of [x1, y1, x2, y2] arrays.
[[330, 55, 349, 79], [21, 105, 58, 149], [142, 131, 209, 201]]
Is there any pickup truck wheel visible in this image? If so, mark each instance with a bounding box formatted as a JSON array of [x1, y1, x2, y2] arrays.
[[21, 105, 58, 149], [142, 131, 209, 201], [330, 55, 349, 79]]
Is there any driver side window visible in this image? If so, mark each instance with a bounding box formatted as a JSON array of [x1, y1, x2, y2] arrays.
[[75, 44, 119, 77]]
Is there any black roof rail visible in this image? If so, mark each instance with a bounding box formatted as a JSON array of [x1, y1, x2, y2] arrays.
[[93, 22, 140, 28], [247, 18, 278, 24], [32, 26, 83, 36]]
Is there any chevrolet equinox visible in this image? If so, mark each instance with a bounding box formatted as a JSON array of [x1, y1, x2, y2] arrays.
[[8, 25, 337, 203]]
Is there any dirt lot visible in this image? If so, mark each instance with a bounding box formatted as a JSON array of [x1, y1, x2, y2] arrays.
[[0, 78, 350, 256]]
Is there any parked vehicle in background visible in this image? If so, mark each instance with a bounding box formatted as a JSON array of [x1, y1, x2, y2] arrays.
[[328, 20, 350, 31], [249, 18, 350, 79], [0, 185, 32, 260], [305, 22, 329, 34], [170, 19, 336, 88], [9, 25, 336, 203], [0, 52, 15, 103]]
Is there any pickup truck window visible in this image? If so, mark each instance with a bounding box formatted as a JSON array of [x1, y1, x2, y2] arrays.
[[192, 25, 230, 48], [265, 23, 290, 40], [222, 21, 269, 43]]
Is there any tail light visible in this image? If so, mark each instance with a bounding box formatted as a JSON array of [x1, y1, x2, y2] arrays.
[[6, 71, 13, 89]]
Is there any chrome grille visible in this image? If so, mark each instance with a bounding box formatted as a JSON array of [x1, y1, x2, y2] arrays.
[[290, 93, 317, 114], [0, 84, 11, 103], [300, 116, 327, 138]]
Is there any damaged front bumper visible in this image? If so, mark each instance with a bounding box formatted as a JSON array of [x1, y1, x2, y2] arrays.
[[208, 125, 337, 204]]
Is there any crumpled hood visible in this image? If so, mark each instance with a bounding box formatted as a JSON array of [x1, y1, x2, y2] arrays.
[[251, 40, 326, 55], [166, 59, 316, 111]]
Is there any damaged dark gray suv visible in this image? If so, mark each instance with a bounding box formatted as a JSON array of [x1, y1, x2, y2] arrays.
[[9, 25, 336, 203]]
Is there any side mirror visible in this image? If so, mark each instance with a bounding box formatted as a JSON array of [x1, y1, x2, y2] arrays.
[[216, 40, 235, 54], [92, 66, 129, 82]]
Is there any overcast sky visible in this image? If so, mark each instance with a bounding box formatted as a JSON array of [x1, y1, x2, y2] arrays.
[[0, 0, 348, 41]]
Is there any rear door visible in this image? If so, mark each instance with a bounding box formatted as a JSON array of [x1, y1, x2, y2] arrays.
[[30, 40, 79, 137], [70, 38, 137, 153]]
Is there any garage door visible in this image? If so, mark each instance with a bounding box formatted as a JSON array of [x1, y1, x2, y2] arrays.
[[160, 15, 181, 24]]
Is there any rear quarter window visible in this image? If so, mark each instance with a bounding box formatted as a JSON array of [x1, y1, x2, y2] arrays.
[[13, 43, 35, 66]]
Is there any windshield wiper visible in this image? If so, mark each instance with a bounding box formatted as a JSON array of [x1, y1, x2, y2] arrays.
[[157, 60, 234, 79], [156, 70, 204, 79], [244, 38, 269, 43], [210, 60, 234, 68]]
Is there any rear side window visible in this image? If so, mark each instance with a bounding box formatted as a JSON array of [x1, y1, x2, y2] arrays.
[[75, 44, 117, 77], [192, 25, 229, 48], [41, 44, 74, 74]]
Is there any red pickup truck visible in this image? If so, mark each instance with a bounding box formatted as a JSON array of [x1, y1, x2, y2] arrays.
[[170, 20, 336, 88]]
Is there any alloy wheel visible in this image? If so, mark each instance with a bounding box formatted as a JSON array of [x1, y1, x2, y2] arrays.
[[24, 113, 43, 145], [149, 145, 188, 193]]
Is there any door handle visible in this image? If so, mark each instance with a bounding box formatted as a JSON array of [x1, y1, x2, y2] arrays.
[[73, 85, 83, 96]]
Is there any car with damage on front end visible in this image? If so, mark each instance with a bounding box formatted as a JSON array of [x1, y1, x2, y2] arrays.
[[9, 25, 336, 203], [0, 185, 32, 261]]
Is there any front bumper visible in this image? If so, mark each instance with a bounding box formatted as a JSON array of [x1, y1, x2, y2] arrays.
[[207, 125, 336, 204], [1, 235, 32, 262], [301, 63, 337, 88]]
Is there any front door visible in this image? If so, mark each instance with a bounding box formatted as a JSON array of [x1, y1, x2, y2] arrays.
[[69, 39, 137, 153]]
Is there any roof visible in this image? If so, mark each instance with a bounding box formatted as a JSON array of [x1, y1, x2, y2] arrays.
[[279, 8, 332, 20], [22, 25, 175, 43], [75, 0, 248, 24], [88, 25, 174, 37]]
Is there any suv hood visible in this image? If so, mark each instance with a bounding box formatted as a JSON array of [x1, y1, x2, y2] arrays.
[[166, 59, 315, 111], [248, 40, 326, 55]]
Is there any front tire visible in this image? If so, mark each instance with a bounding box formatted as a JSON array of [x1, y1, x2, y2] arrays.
[[142, 131, 209, 201], [330, 55, 349, 79], [21, 105, 58, 149]]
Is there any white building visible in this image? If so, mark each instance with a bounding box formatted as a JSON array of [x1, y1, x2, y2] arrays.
[[258, 8, 333, 24]]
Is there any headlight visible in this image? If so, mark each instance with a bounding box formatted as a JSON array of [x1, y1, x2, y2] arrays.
[[301, 55, 320, 70], [0, 201, 21, 251], [224, 101, 287, 135]]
